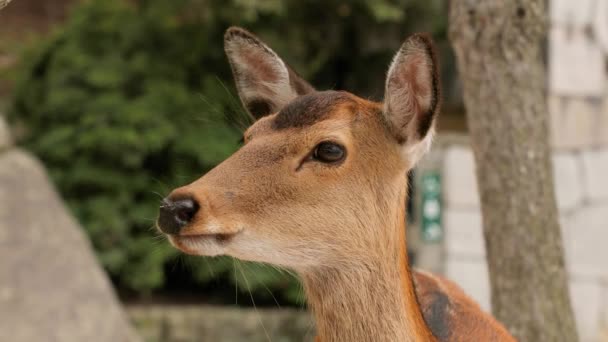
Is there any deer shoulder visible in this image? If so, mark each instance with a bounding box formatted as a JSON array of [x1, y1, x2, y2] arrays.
[[413, 270, 516, 341]]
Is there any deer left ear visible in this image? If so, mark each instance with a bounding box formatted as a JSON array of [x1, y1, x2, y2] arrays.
[[384, 33, 440, 165], [224, 27, 315, 120]]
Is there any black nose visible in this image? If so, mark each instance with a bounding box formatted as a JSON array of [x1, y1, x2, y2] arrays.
[[157, 197, 199, 235]]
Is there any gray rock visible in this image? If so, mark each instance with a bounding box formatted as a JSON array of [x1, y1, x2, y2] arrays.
[[0, 149, 140, 342]]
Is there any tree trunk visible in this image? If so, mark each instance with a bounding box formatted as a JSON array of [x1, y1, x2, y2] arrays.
[[0, 0, 13, 10], [448, 2, 578, 342]]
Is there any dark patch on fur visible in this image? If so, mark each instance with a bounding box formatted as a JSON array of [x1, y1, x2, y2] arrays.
[[411, 33, 441, 139], [412, 273, 453, 341], [272, 91, 353, 130], [423, 290, 452, 340], [246, 98, 273, 118]]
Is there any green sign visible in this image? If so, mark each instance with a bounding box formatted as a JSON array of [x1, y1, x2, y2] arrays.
[[421, 172, 442, 242]]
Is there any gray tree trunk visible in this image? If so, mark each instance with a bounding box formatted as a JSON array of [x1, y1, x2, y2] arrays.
[[448, 2, 578, 342]]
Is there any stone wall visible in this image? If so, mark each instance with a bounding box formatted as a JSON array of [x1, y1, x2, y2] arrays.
[[128, 305, 313, 342], [413, 2, 608, 341], [421, 138, 608, 342]]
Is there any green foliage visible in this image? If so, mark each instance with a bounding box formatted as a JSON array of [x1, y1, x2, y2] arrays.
[[9, 0, 447, 303], [10, 0, 245, 294]]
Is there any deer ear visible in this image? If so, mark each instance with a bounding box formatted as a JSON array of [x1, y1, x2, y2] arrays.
[[384, 33, 440, 165], [224, 27, 315, 119]]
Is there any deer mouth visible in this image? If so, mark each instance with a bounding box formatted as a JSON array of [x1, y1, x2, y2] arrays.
[[168, 231, 242, 255]]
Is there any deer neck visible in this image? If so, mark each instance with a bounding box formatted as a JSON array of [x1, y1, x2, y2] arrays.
[[301, 182, 435, 342]]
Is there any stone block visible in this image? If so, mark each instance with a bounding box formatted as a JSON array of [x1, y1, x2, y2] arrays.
[[563, 204, 608, 278], [581, 148, 608, 201], [601, 283, 608, 342], [552, 152, 584, 212], [446, 258, 491, 312], [598, 99, 608, 146], [569, 278, 603, 342], [549, 96, 598, 150], [549, 27, 605, 97], [444, 209, 485, 258], [551, 0, 594, 28], [589, 97, 608, 148], [0, 115, 11, 149], [443, 146, 480, 208], [593, 0, 608, 54], [128, 305, 314, 342]]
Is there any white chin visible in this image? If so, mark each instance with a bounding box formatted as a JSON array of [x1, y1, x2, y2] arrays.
[[168, 235, 226, 256]]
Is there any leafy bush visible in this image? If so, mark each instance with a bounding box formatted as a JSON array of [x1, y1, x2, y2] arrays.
[[10, 0, 248, 294], [9, 0, 446, 303]]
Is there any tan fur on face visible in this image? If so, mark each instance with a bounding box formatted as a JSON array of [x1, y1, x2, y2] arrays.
[[170, 92, 405, 268]]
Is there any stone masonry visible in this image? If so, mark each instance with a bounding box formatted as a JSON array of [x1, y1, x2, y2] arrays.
[[427, 140, 608, 342], [128, 304, 313, 342], [413, 1, 608, 341]]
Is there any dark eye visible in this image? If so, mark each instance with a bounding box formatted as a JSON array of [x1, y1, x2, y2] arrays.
[[313, 142, 346, 163]]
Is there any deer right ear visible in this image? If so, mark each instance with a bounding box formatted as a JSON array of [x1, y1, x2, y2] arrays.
[[224, 27, 315, 119], [383, 33, 441, 166]]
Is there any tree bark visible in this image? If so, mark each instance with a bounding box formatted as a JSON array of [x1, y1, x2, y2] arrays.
[[0, 0, 13, 11], [448, 2, 578, 342]]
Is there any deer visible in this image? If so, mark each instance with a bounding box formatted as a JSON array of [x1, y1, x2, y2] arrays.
[[156, 27, 516, 342]]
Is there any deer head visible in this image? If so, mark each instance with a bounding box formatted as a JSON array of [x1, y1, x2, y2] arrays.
[[157, 27, 440, 274]]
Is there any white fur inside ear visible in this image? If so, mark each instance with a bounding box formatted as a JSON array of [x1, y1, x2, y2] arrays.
[[401, 127, 434, 167], [384, 44, 433, 142], [385, 46, 433, 114]]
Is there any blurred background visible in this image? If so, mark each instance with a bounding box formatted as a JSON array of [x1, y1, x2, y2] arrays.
[[0, 0, 607, 341]]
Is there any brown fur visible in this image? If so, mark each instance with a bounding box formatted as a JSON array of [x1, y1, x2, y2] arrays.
[[413, 271, 516, 341], [273, 91, 355, 130], [161, 27, 516, 342]]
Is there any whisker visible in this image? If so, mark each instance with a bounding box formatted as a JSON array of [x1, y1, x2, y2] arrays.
[[214, 76, 254, 131], [233, 258, 238, 305], [245, 263, 281, 310], [149, 191, 166, 200], [203, 257, 214, 279], [149, 178, 171, 195], [170, 253, 182, 274], [237, 262, 272, 342]]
